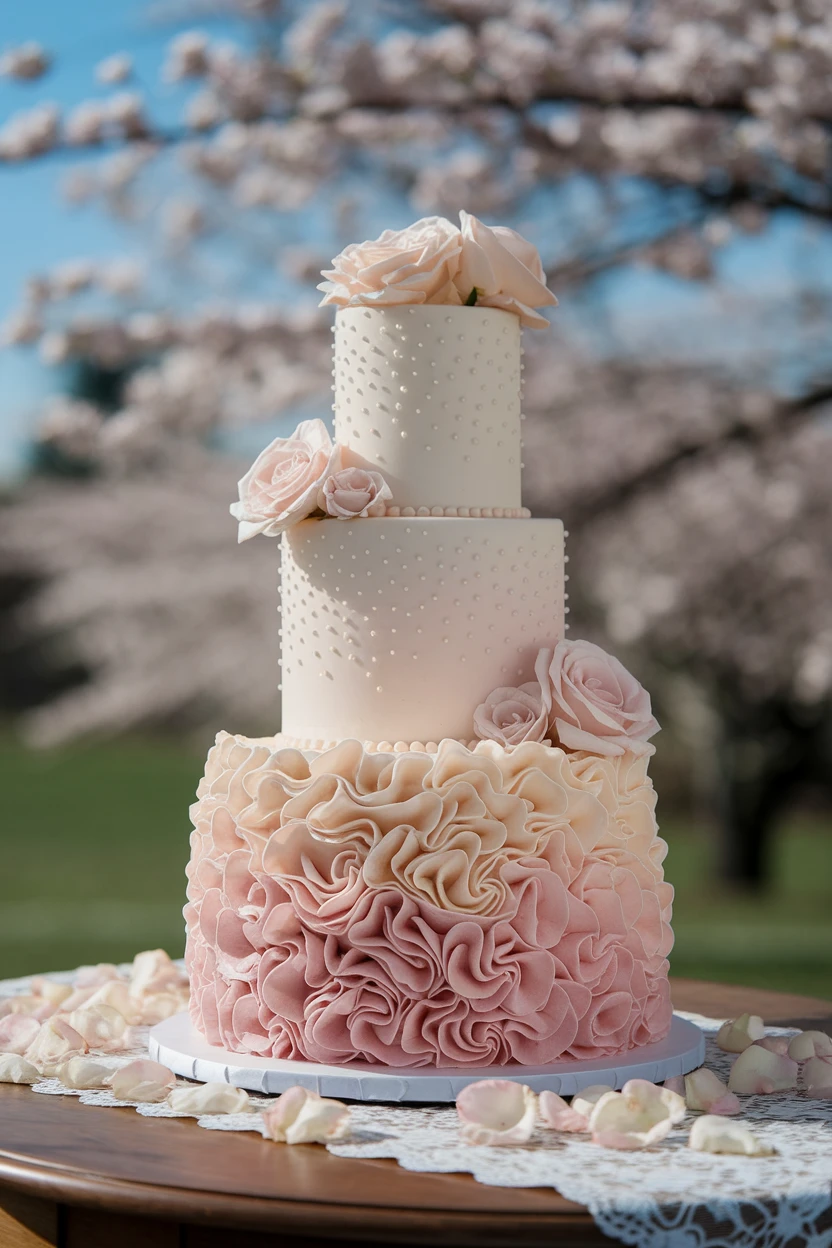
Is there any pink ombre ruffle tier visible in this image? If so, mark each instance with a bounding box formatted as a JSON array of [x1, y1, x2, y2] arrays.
[[184, 734, 673, 1068]]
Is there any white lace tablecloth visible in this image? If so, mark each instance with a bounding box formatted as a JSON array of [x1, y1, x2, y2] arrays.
[[3, 967, 831, 1248]]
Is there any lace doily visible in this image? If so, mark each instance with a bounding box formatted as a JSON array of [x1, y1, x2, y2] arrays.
[[3, 968, 831, 1248]]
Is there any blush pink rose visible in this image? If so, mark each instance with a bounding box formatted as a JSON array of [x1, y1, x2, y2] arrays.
[[473, 685, 549, 747], [318, 466, 392, 519], [230, 418, 340, 542], [542, 640, 659, 757], [473, 649, 553, 747], [318, 216, 464, 308], [454, 210, 557, 329]]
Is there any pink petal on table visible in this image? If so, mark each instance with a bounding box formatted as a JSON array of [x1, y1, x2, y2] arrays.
[[167, 1083, 251, 1116], [754, 1036, 790, 1056], [67, 1004, 129, 1052], [57, 1056, 120, 1090], [663, 1075, 685, 1096], [727, 1046, 798, 1094], [107, 1059, 176, 1102], [129, 949, 188, 998], [0, 1053, 40, 1084], [58, 986, 98, 1013], [539, 1090, 589, 1132], [684, 1068, 740, 1116], [262, 1086, 350, 1144], [716, 1014, 765, 1053], [804, 1055, 832, 1098], [571, 1084, 615, 1121], [29, 979, 74, 1008], [589, 1080, 685, 1151], [689, 1115, 775, 1156], [25, 1018, 87, 1076], [456, 1079, 537, 1146], [0, 1014, 41, 1055], [75, 964, 121, 989], [788, 1031, 832, 1061]]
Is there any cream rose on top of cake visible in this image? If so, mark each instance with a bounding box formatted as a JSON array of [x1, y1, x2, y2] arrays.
[[454, 210, 557, 328], [318, 210, 556, 326], [318, 215, 464, 308], [230, 418, 340, 542]]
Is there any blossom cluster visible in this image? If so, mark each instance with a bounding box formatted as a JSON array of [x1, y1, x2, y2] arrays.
[[185, 733, 673, 1068]]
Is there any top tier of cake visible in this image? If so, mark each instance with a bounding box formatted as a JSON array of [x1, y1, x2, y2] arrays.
[[333, 305, 522, 511]]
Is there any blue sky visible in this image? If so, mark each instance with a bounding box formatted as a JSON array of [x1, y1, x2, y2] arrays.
[[1, 1, 831, 480], [0, 0, 247, 478]]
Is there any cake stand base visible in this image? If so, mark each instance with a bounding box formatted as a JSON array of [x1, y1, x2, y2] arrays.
[[148, 1013, 704, 1103]]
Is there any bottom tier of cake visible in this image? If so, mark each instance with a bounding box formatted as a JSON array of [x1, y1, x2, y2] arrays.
[[185, 733, 674, 1068]]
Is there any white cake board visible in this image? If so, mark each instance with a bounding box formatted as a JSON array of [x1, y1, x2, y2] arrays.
[[149, 1013, 704, 1103]]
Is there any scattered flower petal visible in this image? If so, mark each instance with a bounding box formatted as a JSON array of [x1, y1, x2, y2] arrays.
[[0, 993, 56, 1021], [133, 990, 188, 1025], [25, 1018, 87, 1076], [57, 1056, 120, 1090], [716, 1014, 765, 1053], [456, 1079, 537, 1146], [107, 1059, 176, 1102], [0, 1054, 40, 1084], [261, 1086, 350, 1144], [539, 1090, 589, 1132], [754, 1036, 790, 1056], [788, 1031, 832, 1062], [80, 980, 139, 1025], [68, 1004, 129, 1051], [29, 979, 74, 1008], [589, 1079, 685, 1151], [728, 1045, 798, 1094], [571, 1084, 615, 1122], [167, 1083, 251, 1115], [689, 1115, 775, 1156], [804, 1055, 832, 1098], [0, 1013, 42, 1055], [129, 949, 188, 998], [75, 964, 120, 989], [684, 1068, 740, 1116], [662, 1075, 685, 1096]]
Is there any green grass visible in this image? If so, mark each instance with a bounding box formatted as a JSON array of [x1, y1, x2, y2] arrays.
[[0, 735, 830, 998], [0, 735, 201, 978]]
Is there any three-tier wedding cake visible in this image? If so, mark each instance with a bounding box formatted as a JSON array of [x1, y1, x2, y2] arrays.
[[184, 213, 673, 1068]]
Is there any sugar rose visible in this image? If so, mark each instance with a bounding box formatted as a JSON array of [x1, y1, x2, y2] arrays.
[[318, 216, 463, 308], [473, 684, 550, 747], [454, 210, 557, 329], [319, 466, 392, 518], [230, 418, 340, 542], [542, 639, 659, 756]]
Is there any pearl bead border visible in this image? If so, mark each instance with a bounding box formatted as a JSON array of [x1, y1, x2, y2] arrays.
[[273, 733, 479, 755], [358, 505, 531, 519]]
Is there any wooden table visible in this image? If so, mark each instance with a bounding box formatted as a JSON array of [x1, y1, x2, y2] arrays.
[[1, 979, 830, 1248]]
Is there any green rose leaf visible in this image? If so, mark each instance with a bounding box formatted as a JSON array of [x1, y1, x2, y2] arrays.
[[464, 287, 478, 306]]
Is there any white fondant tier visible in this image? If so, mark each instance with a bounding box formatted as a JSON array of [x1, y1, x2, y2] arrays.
[[333, 306, 522, 510], [279, 516, 564, 745]]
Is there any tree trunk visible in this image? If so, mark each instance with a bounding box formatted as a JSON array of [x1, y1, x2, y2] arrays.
[[714, 691, 826, 890]]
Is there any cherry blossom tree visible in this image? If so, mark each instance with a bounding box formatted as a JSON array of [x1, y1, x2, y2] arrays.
[[1, 0, 831, 885]]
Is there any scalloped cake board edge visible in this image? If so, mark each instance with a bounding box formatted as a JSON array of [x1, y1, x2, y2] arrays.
[[148, 1013, 704, 1103]]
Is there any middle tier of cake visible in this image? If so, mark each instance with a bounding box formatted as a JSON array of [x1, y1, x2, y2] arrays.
[[279, 517, 565, 747]]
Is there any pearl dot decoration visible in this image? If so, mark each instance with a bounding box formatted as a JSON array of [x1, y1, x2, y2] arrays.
[[280, 516, 564, 746], [333, 306, 522, 511]]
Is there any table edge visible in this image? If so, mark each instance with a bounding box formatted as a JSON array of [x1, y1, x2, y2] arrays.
[[0, 1149, 596, 1240]]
